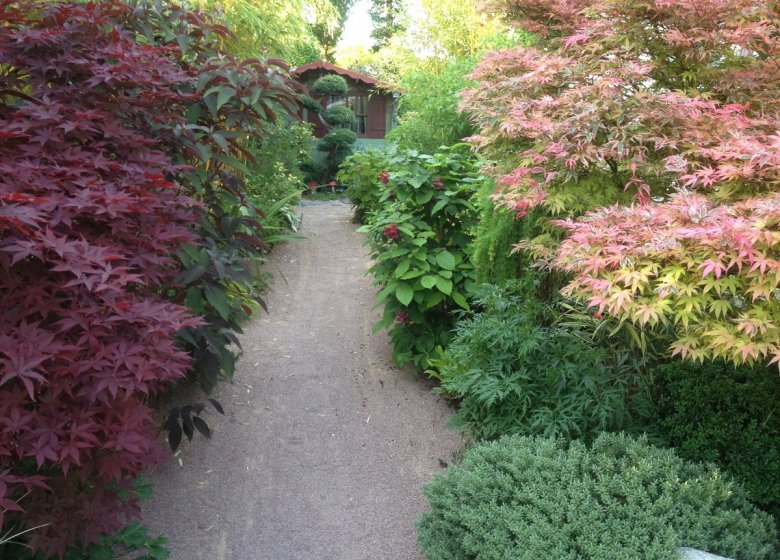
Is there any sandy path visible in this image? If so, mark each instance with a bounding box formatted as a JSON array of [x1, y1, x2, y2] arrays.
[[141, 200, 462, 560]]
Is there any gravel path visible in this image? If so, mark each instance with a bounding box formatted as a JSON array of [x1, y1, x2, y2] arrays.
[[141, 201, 462, 560]]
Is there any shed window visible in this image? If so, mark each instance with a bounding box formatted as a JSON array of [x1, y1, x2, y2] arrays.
[[347, 95, 368, 135]]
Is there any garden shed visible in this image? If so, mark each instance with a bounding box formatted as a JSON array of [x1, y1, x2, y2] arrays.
[[293, 61, 398, 144]]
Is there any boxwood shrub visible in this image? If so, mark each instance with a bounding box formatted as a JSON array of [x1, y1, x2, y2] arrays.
[[418, 433, 778, 560], [646, 360, 780, 518]]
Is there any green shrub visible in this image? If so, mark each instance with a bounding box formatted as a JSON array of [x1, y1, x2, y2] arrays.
[[300, 94, 323, 114], [418, 433, 778, 560], [437, 283, 636, 441], [243, 119, 311, 232], [470, 182, 541, 284], [310, 74, 348, 97], [323, 105, 355, 128], [317, 128, 357, 179], [645, 360, 780, 517], [319, 127, 357, 150], [357, 144, 484, 370], [386, 58, 477, 154], [338, 148, 391, 223]]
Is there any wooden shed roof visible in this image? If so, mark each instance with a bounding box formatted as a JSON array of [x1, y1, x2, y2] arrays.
[[292, 61, 397, 92]]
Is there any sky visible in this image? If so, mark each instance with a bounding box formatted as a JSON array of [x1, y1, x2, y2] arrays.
[[338, 0, 374, 50]]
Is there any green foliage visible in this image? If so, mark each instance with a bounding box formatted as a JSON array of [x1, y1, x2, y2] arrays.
[[338, 148, 391, 222], [470, 183, 537, 284], [188, 0, 334, 60], [317, 127, 357, 180], [437, 283, 637, 440], [323, 105, 356, 127], [300, 94, 323, 114], [244, 120, 311, 232], [311, 74, 349, 97], [356, 144, 484, 369], [369, 0, 406, 50], [386, 58, 477, 153], [644, 360, 780, 517], [418, 433, 778, 560]]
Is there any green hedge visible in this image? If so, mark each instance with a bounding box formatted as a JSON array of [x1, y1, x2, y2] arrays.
[[646, 359, 780, 518], [418, 433, 778, 560]]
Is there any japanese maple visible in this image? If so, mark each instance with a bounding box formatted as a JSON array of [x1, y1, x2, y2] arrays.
[[0, 1, 203, 556], [463, 0, 780, 365]]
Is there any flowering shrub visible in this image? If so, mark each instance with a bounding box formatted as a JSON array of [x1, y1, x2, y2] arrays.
[[463, 0, 780, 366], [355, 144, 483, 369], [339, 149, 392, 223]]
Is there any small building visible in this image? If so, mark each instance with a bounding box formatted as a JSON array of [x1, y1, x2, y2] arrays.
[[293, 61, 398, 147]]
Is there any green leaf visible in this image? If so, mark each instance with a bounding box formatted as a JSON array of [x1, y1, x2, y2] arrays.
[[204, 284, 230, 321], [394, 259, 411, 278], [212, 153, 250, 175], [396, 283, 414, 306], [192, 416, 212, 439], [451, 291, 470, 310], [435, 276, 453, 295], [421, 275, 437, 289], [216, 87, 237, 111], [436, 251, 457, 270], [431, 199, 448, 215], [416, 189, 433, 204]]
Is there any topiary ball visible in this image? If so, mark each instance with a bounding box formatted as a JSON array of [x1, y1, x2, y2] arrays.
[[418, 433, 778, 560], [311, 74, 349, 97], [317, 128, 357, 152], [300, 94, 323, 114], [323, 105, 356, 128]]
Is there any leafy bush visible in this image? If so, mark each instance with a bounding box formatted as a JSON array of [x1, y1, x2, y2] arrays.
[[317, 128, 357, 179], [310, 74, 349, 97], [0, 1, 301, 555], [645, 360, 780, 517], [338, 148, 392, 223], [356, 145, 483, 369], [244, 120, 311, 232], [418, 433, 778, 560], [470, 183, 538, 285], [437, 283, 636, 440], [464, 0, 780, 366], [0, 3, 201, 555], [386, 58, 477, 154], [323, 105, 356, 128]]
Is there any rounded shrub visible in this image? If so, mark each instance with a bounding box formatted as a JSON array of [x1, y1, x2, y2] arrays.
[[323, 105, 356, 128], [318, 128, 357, 151], [646, 360, 780, 517], [418, 433, 778, 560], [310, 74, 348, 97], [300, 94, 323, 114]]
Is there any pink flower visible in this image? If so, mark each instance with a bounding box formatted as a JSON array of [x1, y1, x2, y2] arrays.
[[383, 223, 400, 240], [379, 170, 389, 185], [432, 177, 444, 190]]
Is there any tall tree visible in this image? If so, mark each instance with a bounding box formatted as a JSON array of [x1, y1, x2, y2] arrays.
[[312, 0, 356, 62], [370, 0, 406, 51]]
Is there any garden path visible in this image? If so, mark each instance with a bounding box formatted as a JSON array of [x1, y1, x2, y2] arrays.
[[141, 200, 463, 560]]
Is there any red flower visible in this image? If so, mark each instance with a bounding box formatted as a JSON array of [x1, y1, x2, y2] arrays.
[[383, 223, 400, 240], [379, 170, 389, 185], [432, 177, 444, 190], [592, 312, 604, 319], [395, 311, 411, 325]]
